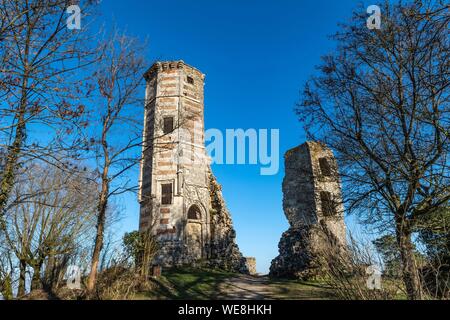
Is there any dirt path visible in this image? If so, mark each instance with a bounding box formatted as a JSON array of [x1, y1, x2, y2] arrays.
[[218, 275, 274, 300], [217, 274, 334, 300]]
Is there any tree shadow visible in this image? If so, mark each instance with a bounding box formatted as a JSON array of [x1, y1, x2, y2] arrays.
[[147, 267, 232, 300]]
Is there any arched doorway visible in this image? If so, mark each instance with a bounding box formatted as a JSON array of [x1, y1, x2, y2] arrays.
[[187, 205, 202, 220], [186, 205, 203, 260]]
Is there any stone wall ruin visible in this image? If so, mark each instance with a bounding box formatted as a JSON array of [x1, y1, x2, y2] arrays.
[[270, 142, 347, 279]]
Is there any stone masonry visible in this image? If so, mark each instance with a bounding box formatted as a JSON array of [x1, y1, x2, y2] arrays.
[[244, 258, 257, 275], [270, 142, 347, 279], [138, 61, 249, 273], [208, 170, 249, 273]]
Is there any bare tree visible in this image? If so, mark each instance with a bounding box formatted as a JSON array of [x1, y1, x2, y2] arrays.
[[0, 233, 14, 299], [84, 31, 148, 293], [0, 0, 28, 40], [3, 162, 97, 296], [0, 0, 98, 227], [296, 0, 449, 300]]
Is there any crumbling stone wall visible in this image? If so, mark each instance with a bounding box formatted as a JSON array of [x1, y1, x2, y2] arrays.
[[270, 142, 346, 279], [207, 171, 249, 274]]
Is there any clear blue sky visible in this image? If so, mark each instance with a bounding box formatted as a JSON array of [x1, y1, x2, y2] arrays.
[[99, 0, 377, 274]]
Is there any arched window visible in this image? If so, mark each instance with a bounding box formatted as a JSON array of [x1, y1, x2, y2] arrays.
[[187, 205, 201, 220]]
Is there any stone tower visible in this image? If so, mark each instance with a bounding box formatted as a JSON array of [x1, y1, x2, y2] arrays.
[[139, 61, 211, 266], [138, 61, 249, 272], [270, 142, 346, 279]]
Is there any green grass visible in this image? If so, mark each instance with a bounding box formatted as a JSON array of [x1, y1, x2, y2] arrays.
[[266, 279, 335, 300], [135, 267, 235, 300]]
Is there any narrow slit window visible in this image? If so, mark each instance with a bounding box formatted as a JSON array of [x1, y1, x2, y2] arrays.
[[161, 183, 173, 205], [187, 76, 194, 85], [319, 158, 332, 177], [163, 117, 174, 134], [320, 191, 336, 216]]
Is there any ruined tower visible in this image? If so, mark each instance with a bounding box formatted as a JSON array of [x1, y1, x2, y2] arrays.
[[270, 142, 347, 279], [139, 61, 211, 266], [139, 61, 249, 272]]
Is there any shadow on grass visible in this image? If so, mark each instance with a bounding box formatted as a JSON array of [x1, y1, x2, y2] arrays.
[[140, 268, 335, 300], [145, 267, 234, 300], [267, 278, 335, 300]]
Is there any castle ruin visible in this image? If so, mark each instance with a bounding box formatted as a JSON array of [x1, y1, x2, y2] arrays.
[[270, 142, 347, 279], [138, 61, 249, 273], [137, 61, 345, 277]]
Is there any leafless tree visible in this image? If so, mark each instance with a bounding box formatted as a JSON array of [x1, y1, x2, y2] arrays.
[[296, 0, 449, 299], [0, 234, 14, 299], [84, 30, 149, 293], [0, 0, 98, 229], [3, 162, 98, 296]]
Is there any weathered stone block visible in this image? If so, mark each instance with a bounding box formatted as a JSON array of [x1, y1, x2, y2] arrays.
[[270, 142, 347, 279], [245, 257, 257, 275]]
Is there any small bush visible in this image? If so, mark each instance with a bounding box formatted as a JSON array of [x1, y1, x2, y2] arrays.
[[94, 266, 153, 300]]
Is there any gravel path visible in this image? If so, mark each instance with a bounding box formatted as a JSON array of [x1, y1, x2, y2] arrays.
[[218, 275, 274, 300]]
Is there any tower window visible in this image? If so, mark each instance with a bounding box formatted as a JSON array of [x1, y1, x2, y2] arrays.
[[320, 191, 336, 216], [161, 183, 173, 205], [319, 158, 332, 177], [187, 76, 194, 85], [163, 117, 174, 134]]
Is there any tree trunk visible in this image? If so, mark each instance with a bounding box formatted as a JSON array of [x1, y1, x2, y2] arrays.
[[0, 66, 29, 218], [31, 263, 42, 291], [0, 99, 27, 227], [86, 173, 109, 293], [17, 259, 26, 297], [396, 219, 423, 300], [43, 254, 55, 291]]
